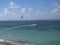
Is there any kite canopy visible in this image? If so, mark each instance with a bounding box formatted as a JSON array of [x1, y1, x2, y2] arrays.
[[20, 15, 24, 20]]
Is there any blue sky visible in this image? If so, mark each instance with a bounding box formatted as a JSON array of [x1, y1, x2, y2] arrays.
[[0, 0, 60, 20]]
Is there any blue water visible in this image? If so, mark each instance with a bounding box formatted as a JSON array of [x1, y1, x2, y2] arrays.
[[0, 20, 60, 45]]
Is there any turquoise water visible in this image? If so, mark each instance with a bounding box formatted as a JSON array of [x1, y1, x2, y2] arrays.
[[0, 20, 60, 45]]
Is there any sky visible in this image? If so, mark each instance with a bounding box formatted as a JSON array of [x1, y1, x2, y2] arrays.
[[0, 0, 60, 21]]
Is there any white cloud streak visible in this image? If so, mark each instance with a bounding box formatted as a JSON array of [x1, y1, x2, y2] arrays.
[[9, 1, 19, 8], [51, 2, 60, 13]]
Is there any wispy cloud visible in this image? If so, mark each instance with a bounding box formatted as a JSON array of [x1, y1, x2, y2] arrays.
[[3, 8, 10, 15], [50, 2, 60, 15], [9, 1, 19, 8]]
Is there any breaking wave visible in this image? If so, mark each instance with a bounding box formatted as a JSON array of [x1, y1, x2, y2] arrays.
[[0, 39, 38, 45], [9, 24, 37, 29]]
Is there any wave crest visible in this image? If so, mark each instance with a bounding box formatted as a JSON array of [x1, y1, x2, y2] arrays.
[[0, 39, 36, 45], [10, 24, 37, 29]]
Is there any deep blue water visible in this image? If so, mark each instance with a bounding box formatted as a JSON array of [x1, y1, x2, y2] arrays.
[[0, 20, 60, 45]]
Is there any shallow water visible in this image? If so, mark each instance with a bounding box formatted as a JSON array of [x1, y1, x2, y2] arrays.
[[0, 20, 60, 45]]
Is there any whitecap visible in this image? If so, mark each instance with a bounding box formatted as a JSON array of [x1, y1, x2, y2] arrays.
[[9, 24, 37, 29], [0, 39, 4, 42]]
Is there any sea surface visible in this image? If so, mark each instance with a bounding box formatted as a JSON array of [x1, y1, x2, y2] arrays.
[[0, 20, 60, 45]]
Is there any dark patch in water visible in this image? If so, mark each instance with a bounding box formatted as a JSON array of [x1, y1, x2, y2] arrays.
[[48, 41, 60, 45]]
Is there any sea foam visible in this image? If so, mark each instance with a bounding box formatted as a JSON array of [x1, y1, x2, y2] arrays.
[[0, 39, 36, 45]]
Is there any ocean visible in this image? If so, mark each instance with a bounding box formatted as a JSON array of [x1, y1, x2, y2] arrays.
[[0, 20, 60, 45]]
